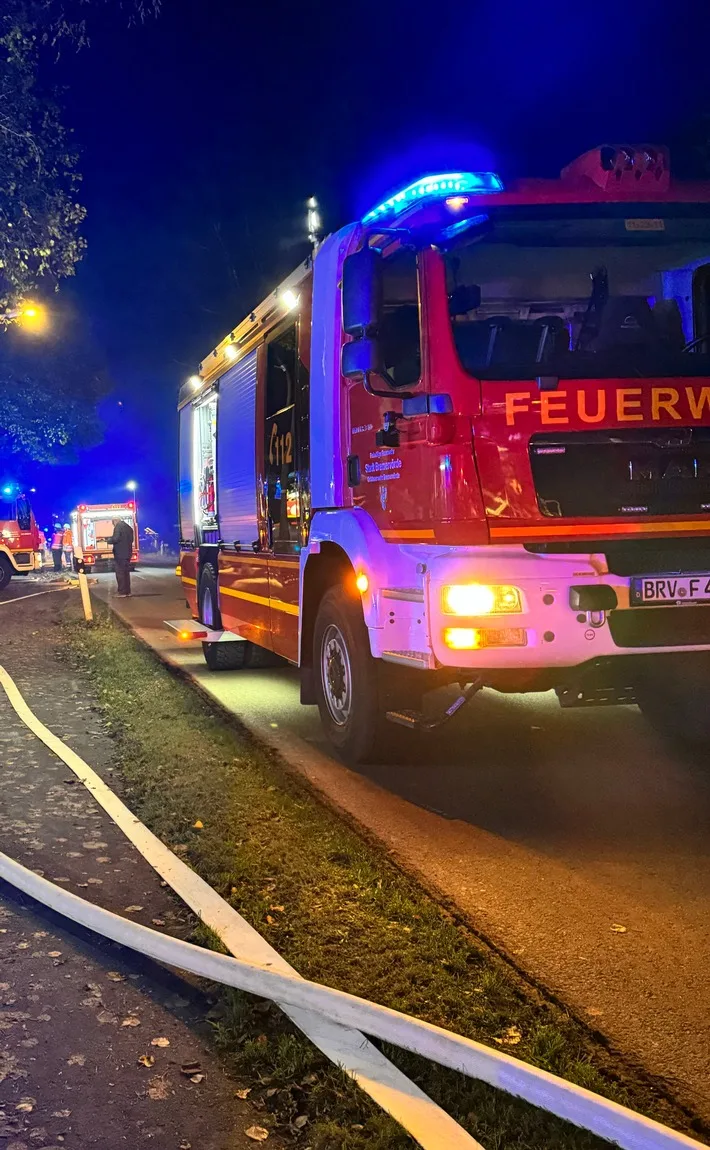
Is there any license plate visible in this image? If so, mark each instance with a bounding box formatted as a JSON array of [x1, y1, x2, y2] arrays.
[[630, 574, 710, 605]]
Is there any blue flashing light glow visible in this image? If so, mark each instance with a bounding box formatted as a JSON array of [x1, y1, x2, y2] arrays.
[[440, 213, 490, 242], [2, 485, 14, 496], [362, 172, 503, 225]]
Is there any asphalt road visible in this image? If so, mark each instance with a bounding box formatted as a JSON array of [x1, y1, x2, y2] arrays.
[[93, 565, 710, 1124]]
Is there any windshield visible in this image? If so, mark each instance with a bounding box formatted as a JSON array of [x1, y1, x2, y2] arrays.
[[444, 206, 710, 379]]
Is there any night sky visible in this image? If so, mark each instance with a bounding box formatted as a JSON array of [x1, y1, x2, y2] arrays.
[[20, 0, 710, 536]]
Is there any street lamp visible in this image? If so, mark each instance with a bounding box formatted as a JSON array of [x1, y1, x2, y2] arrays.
[[126, 481, 137, 492], [2, 302, 49, 333]]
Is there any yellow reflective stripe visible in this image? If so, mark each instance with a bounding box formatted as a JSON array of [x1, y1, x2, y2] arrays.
[[270, 599, 299, 616], [220, 585, 299, 616], [381, 529, 436, 541], [221, 586, 270, 607], [181, 576, 197, 586]]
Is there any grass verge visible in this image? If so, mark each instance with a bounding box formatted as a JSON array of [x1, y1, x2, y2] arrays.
[[61, 606, 702, 1148]]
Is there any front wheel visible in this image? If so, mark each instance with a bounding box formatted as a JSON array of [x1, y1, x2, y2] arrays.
[[0, 556, 12, 590], [636, 654, 710, 745], [313, 585, 387, 764]]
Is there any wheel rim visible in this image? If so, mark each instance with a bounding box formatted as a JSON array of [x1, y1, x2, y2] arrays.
[[201, 585, 214, 628], [321, 623, 352, 726]]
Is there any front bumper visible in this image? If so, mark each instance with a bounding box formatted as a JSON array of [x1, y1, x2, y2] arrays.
[[3, 548, 35, 573], [422, 547, 710, 669]]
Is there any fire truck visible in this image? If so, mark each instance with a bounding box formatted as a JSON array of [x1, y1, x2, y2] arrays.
[[0, 486, 40, 589], [71, 502, 139, 571], [174, 146, 710, 762]]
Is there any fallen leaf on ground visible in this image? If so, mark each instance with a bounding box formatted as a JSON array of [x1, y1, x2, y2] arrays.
[[151, 919, 165, 927], [189, 1073, 205, 1084], [265, 915, 275, 925], [147, 1075, 171, 1100], [610, 923, 627, 933], [493, 1025, 522, 1046], [293, 1115, 308, 1129], [15, 1099, 34, 1113], [107, 972, 125, 983], [124, 905, 144, 913], [234, 1088, 251, 1100], [180, 1062, 201, 1076], [269, 906, 285, 913], [47, 951, 62, 958], [52, 1109, 71, 1118], [192, 820, 203, 829], [151, 1037, 170, 1048], [121, 1017, 141, 1028], [264, 1087, 278, 1098], [138, 1055, 155, 1068], [245, 1127, 269, 1143], [67, 1054, 85, 1066]]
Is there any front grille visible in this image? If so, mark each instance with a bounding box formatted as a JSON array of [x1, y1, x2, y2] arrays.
[[529, 427, 710, 518], [609, 605, 710, 647], [526, 537, 710, 575]]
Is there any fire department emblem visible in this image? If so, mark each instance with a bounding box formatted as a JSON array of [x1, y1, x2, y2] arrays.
[[379, 484, 388, 510]]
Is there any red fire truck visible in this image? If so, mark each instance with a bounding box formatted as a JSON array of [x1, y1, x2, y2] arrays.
[[174, 146, 710, 762], [0, 486, 40, 589], [71, 502, 139, 571]]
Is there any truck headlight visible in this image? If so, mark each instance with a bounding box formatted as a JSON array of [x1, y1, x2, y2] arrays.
[[441, 584, 522, 615]]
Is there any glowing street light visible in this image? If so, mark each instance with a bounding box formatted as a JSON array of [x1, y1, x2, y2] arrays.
[[126, 480, 137, 492], [6, 302, 50, 333]]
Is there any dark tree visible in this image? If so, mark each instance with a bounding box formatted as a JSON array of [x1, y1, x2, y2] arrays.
[[0, 301, 110, 463], [0, 0, 160, 311]]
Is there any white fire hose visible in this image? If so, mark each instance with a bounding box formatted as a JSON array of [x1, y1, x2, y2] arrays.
[[0, 664, 703, 1150]]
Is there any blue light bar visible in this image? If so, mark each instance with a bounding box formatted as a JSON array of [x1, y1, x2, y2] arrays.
[[362, 172, 504, 225]]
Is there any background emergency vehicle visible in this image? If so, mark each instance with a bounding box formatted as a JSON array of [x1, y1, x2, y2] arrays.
[[71, 502, 139, 571], [0, 487, 41, 589], [174, 146, 710, 762]]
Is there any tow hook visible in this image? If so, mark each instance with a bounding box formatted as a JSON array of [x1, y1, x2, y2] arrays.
[[386, 679, 482, 731]]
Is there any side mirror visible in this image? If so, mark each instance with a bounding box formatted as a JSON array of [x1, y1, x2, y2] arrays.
[[342, 337, 384, 380], [342, 246, 383, 336]]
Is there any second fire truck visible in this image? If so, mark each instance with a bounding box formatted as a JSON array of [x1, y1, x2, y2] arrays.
[[71, 502, 139, 571], [175, 146, 710, 762], [0, 486, 40, 589]]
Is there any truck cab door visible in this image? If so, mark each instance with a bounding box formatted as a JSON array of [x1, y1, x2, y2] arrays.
[[263, 317, 309, 661]]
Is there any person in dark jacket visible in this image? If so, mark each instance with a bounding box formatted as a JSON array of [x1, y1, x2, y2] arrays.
[[106, 517, 134, 597]]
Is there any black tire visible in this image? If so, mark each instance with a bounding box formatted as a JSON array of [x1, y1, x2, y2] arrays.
[[198, 563, 222, 629], [199, 561, 247, 671], [202, 639, 248, 671], [0, 556, 12, 590], [313, 585, 387, 764], [244, 643, 283, 668], [636, 654, 710, 745]]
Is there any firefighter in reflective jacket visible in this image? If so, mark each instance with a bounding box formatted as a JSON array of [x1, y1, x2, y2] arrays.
[[107, 518, 134, 597], [50, 524, 64, 573]]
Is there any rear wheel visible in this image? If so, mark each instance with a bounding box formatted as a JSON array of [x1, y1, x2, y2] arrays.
[[198, 562, 270, 671], [636, 654, 710, 745], [0, 556, 12, 590], [314, 585, 387, 764]]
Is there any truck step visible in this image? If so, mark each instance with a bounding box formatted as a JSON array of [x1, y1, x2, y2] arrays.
[[164, 619, 243, 644], [386, 681, 481, 731], [556, 683, 637, 708]]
